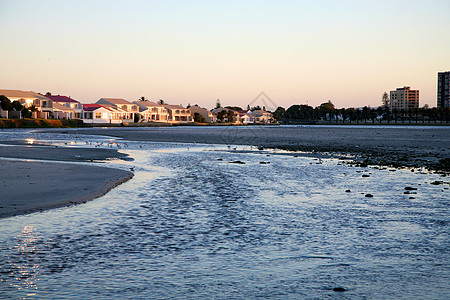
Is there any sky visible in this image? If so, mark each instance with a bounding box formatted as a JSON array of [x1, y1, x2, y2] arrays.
[[1, 0, 449, 109]]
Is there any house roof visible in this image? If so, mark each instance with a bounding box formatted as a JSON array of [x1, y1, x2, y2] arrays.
[[164, 104, 186, 110], [45, 95, 80, 103], [133, 100, 162, 107], [99, 98, 133, 105], [100, 104, 127, 112], [82, 104, 106, 112], [53, 102, 75, 112], [0, 89, 50, 101]]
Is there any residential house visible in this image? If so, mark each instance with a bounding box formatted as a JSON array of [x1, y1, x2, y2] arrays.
[[82, 104, 126, 124], [52, 102, 75, 119], [0, 89, 53, 119], [163, 104, 193, 123], [236, 110, 255, 124], [133, 101, 169, 122], [249, 110, 274, 123], [45, 95, 83, 119], [96, 98, 138, 122], [189, 105, 216, 123]]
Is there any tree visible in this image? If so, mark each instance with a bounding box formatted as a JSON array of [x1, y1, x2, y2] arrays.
[[158, 99, 165, 105], [382, 92, 389, 107], [285, 104, 314, 120], [225, 106, 242, 111], [21, 107, 32, 118], [273, 107, 286, 120], [226, 110, 235, 123], [0, 95, 12, 111], [216, 110, 226, 122], [139, 96, 149, 102], [193, 112, 205, 123], [318, 100, 335, 121], [11, 100, 25, 111]]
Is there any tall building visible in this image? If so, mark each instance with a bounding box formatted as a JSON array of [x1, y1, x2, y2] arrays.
[[389, 86, 419, 111], [437, 71, 450, 108]]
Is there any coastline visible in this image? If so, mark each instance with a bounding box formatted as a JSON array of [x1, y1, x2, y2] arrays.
[[50, 126, 450, 172], [0, 142, 133, 219]]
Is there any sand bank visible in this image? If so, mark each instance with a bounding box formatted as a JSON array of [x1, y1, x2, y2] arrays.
[[0, 143, 133, 219], [56, 126, 450, 171]]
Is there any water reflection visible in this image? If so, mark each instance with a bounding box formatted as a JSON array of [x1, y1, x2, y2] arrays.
[[2, 225, 41, 298]]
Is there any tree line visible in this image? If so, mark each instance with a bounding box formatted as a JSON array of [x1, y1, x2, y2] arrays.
[[272, 101, 450, 123]]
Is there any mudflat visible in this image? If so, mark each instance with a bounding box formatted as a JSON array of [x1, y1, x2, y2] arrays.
[[60, 126, 450, 170], [0, 143, 133, 219]]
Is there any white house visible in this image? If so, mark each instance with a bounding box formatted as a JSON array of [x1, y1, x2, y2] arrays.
[[163, 104, 193, 123], [133, 101, 169, 122], [96, 98, 138, 122], [82, 104, 121, 124], [249, 110, 274, 123]]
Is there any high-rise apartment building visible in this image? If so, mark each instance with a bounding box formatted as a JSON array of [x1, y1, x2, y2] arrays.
[[389, 86, 419, 111], [437, 71, 450, 108]]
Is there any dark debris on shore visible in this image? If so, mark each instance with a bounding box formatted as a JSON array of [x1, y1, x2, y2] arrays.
[[260, 144, 450, 175]]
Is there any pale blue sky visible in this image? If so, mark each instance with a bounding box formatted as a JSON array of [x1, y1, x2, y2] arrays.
[[1, 0, 449, 108]]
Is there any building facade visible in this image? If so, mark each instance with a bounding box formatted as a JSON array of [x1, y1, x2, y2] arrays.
[[0, 89, 53, 119], [437, 71, 450, 109], [96, 98, 138, 122], [189, 105, 215, 123], [163, 105, 192, 123], [133, 101, 169, 122], [45, 95, 83, 119], [389, 86, 419, 111]]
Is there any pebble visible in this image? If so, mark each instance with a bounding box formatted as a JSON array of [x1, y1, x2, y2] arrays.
[[404, 187, 417, 190]]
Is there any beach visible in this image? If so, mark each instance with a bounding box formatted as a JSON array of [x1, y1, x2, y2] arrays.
[[0, 140, 133, 218], [1, 125, 448, 219], [55, 125, 450, 170]]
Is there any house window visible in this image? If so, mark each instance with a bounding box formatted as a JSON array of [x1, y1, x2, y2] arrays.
[[95, 112, 102, 119]]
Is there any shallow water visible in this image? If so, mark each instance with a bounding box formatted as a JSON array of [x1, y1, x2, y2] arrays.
[[0, 130, 449, 299]]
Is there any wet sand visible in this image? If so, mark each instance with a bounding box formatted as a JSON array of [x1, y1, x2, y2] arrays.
[[59, 126, 450, 171], [0, 143, 133, 219]]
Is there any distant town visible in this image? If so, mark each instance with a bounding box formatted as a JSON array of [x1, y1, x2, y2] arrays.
[[1, 71, 449, 125]]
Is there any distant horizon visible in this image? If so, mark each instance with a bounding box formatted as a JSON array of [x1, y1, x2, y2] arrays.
[[1, 0, 449, 109]]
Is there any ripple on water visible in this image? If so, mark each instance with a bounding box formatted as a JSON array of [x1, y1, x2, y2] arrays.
[[0, 132, 449, 299]]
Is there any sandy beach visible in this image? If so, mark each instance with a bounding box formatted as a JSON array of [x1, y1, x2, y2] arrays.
[[2, 125, 448, 218], [0, 142, 133, 219], [57, 126, 450, 170]]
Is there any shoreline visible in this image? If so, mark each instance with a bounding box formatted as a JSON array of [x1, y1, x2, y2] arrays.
[[50, 126, 450, 173], [0, 142, 133, 219]]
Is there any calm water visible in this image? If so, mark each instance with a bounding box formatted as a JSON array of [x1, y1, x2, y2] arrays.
[[0, 129, 449, 299]]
